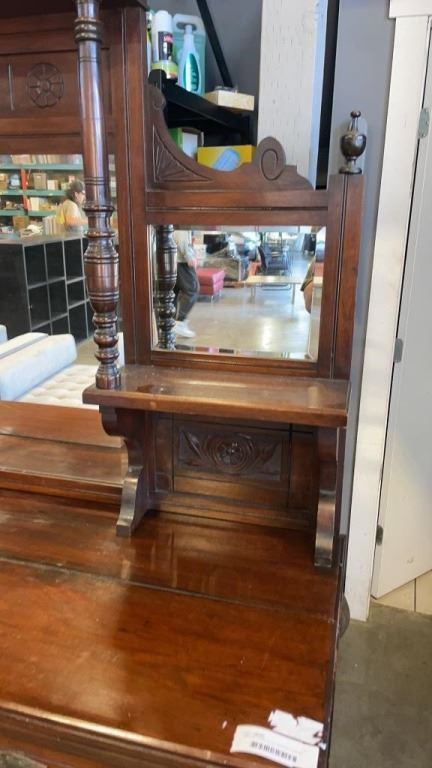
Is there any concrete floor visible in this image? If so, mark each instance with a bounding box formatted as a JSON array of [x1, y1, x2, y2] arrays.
[[331, 603, 432, 767]]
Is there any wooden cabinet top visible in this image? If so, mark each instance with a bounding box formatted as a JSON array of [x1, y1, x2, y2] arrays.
[[83, 365, 350, 427]]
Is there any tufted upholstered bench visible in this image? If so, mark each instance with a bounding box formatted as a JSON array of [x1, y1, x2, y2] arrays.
[[0, 331, 124, 408]]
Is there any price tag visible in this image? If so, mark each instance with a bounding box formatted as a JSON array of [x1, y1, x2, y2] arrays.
[[230, 725, 319, 768]]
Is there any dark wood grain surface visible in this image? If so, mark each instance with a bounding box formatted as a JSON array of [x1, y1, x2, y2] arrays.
[[0, 491, 338, 615], [0, 402, 121, 448], [0, 435, 125, 504], [0, 518, 338, 768], [84, 366, 349, 427]]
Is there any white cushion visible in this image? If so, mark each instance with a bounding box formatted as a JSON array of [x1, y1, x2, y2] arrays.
[[0, 334, 77, 401], [0, 332, 47, 361], [0, 325, 7, 343], [20, 364, 98, 409]]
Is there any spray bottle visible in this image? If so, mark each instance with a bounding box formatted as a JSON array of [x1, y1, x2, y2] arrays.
[[178, 24, 201, 94]]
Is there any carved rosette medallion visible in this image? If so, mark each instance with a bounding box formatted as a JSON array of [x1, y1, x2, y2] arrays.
[[27, 63, 64, 108], [181, 430, 280, 478]]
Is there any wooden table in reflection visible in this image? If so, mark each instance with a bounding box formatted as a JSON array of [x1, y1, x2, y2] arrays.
[[245, 275, 303, 304]]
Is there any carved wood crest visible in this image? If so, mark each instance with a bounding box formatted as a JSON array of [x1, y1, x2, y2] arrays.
[[147, 84, 311, 192], [179, 429, 282, 479]]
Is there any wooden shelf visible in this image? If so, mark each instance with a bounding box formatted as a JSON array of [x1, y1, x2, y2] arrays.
[[0, 163, 83, 171], [0, 189, 63, 196], [149, 70, 252, 143], [83, 365, 349, 427]]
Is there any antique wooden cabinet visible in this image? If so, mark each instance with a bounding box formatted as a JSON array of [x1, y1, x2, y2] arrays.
[[0, 2, 364, 767]]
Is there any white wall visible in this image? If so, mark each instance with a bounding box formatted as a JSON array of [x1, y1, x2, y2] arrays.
[[257, 0, 328, 183], [327, 0, 395, 581]]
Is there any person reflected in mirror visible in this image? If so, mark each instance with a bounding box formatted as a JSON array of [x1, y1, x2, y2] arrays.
[[57, 180, 88, 233], [301, 259, 315, 313], [173, 229, 199, 338]]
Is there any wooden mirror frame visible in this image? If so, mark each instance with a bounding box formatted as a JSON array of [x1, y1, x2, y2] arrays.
[[73, 0, 364, 387], [73, 0, 365, 571]]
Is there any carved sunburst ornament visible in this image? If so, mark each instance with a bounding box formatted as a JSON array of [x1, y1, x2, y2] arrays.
[[27, 63, 64, 108]]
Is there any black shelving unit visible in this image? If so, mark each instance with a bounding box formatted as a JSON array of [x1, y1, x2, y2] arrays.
[[149, 70, 253, 146], [0, 236, 92, 342]]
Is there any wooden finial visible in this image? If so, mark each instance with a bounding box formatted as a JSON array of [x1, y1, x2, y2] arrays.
[[340, 110, 367, 174]]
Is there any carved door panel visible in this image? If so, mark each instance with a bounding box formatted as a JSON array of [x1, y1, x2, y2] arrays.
[[151, 415, 317, 529]]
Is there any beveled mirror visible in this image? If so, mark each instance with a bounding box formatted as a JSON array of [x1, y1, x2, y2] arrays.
[[151, 224, 325, 361]]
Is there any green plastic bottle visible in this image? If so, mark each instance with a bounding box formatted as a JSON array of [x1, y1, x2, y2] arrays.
[[178, 25, 201, 94]]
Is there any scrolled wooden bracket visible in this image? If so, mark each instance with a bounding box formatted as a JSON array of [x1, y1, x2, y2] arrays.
[[340, 110, 367, 175], [101, 407, 149, 536], [314, 427, 339, 568], [74, 0, 120, 389]]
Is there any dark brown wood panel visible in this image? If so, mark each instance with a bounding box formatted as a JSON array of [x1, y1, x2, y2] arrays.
[[175, 419, 288, 485], [0, 9, 113, 153], [334, 174, 365, 379], [0, 402, 121, 448], [0, 53, 79, 116], [0, 435, 125, 504], [0, 559, 336, 762], [289, 428, 318, 515]]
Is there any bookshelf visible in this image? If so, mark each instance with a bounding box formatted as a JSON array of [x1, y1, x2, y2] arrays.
[[0, 162, 83, 224], [0, 236, 92, 342]]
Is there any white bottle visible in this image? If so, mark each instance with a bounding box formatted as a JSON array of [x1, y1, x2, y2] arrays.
[[178, 25, 201, 94], [151, 10, 173, 63]]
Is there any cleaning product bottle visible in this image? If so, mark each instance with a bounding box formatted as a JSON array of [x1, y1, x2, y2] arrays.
[[173, 14, 206, 95], [151, 10, 178, 80], [178, 25, 201, 94]]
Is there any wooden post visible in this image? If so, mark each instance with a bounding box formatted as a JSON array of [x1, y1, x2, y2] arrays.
[[74, 0, 120, 389], [154, 225, 177, 350]]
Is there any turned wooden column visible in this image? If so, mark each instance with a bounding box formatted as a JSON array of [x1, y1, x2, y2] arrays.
[[154, 225, 177, 349], [74, 0, 120, 388]]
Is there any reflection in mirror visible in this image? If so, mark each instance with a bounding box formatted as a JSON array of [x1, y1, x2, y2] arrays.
[[152, 225, 325, 361], [0, 152, 118, 408]]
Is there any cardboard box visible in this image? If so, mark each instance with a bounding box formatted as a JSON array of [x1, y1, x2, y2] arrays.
[[169, 127, 201, 159], [12, 215, 29, 231], [204, 90, 254, 112], [0, 174, 8, 190], [32, 172, 47, 189], [197, 145, 255, 172]]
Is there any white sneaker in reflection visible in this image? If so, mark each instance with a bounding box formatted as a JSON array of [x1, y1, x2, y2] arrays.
[[174, 320, 196, 338]]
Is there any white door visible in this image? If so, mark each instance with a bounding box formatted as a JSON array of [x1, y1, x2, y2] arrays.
[[372, 46, 432, 598]]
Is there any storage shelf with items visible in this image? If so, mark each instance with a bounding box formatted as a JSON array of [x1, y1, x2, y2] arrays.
[[0, 236, 92, 343], [147, 7, 254, 152], [149, 70, 252, 146], [0, 154, 83, 234]]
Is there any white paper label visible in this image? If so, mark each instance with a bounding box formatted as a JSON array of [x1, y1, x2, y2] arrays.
[[268, 710, 324, 747], [230, 725, 319, 768]]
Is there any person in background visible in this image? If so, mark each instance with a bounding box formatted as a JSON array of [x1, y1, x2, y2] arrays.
[[172, 229, 199, 338], [58, 180, 87, 233], [301, 259, 314, 313]]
